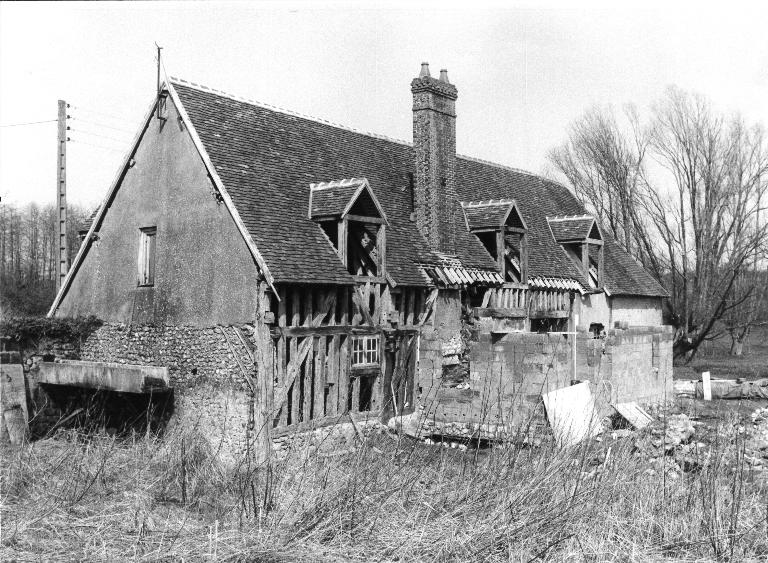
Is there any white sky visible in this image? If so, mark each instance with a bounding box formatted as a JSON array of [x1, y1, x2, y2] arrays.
[[1, 1, 766, 208]]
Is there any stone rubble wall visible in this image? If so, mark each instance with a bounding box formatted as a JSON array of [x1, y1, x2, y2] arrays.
[[26, 322, 258, 461]]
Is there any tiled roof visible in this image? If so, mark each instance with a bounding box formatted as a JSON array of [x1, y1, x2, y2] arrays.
[[547, 216, 595, 242], [309, 179, 364, 218], [171, 79, 666, 296], [461, 200, 515, 230]]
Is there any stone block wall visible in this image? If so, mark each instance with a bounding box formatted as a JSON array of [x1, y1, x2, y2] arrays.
[[415, 324, 674, 440]]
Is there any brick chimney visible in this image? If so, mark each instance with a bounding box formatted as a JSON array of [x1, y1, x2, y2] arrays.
[[411, 62, 458, 254]]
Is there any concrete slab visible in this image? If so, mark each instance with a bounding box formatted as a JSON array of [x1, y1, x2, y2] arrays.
[[38, 360, 170, 394], [542, 381, 602, 447]]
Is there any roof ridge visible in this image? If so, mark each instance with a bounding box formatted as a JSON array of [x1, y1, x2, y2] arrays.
[[460, 199, 515, 208], [310, 178, 366, 191], [169, 76, 546, 181], [547, 214, 594, 222]]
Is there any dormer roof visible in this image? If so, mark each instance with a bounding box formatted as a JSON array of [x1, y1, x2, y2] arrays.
[[309, 178, 388, 223], [460, 199, 527, 231], [547, 215, 601, 243]]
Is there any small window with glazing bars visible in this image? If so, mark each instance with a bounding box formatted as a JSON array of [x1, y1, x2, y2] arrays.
[[137, 227, 157, 287], [352, 335, 380, 367]]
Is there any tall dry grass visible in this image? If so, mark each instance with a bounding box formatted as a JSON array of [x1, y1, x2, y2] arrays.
[[2, 412, 768, 562]]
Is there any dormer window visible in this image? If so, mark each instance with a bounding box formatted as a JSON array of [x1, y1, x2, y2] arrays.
[[548, 216, 604, 288], [461, 200, 528, 283], [309, 178, 388, 279]]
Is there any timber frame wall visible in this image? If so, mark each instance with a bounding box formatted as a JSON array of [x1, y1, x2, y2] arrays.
[[263, 282, 432, 436]]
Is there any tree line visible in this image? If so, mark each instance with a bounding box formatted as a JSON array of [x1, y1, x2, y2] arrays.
[[549, 86, 768, 360], [0, 202, 94, 316]]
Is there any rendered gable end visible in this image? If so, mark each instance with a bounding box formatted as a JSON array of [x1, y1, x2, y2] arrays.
[[54, 98, 262, 325]]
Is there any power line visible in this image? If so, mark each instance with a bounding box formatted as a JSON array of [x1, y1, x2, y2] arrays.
[[68, 116, 134, 135], [68, 128, 130, 145], [68, 138, 125, 153], [0, 119, 57, 128], [67, 104, 134, 124]]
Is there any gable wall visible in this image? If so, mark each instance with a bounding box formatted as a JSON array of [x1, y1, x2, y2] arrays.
[[55, 101, 261, 325]]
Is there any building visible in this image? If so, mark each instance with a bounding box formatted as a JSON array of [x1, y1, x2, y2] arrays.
[[43, 64, 671, 458]]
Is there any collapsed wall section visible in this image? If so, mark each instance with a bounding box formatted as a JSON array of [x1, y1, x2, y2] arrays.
[[414, 320, 674, 441]]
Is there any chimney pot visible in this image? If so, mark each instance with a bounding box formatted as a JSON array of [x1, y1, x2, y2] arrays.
[[419, 62, 431, 78], [439, 69, 450, 83]]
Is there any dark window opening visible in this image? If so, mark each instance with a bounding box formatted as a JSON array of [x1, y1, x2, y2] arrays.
[[319, 220, 338, 248], [530, 317, 568, 333], [476, 231, 497, 260], [359, 376, 375, 411], [348, 222, 380, 276]]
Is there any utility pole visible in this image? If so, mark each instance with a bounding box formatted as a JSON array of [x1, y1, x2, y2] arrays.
[[56, 99, 68, 290]]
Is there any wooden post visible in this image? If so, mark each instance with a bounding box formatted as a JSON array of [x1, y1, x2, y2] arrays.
[[702, 371, 712, 401], [254, 281, 273, 463], [56, 100, 68, 290]]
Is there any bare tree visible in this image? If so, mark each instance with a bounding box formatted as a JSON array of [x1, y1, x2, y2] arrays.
[[549, 86, 768, 361], [548, 106, 661, 276], [0, 201, 94, 316]]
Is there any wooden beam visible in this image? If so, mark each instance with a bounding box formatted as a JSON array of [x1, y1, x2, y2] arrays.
[[272, 325, 382, 337], [352, 286, 374, 325], [344, 214, 386, 224], [528, 310, 571, 319], [473, 306, 527, 319]]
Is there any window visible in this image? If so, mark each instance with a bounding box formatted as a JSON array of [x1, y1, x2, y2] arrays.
[[137, 227, 156, 286], [352, 335, 380, 366], [348, 222, 381, 277]]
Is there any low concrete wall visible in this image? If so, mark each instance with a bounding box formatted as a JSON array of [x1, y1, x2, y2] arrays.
[[37, 360, 169, 393]]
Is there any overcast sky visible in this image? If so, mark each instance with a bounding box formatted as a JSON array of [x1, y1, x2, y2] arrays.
[[1, 1, 766, 208]]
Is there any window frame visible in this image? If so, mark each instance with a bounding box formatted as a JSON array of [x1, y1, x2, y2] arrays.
[[137, 226, 157, 287], [351, 334, 381, 368]]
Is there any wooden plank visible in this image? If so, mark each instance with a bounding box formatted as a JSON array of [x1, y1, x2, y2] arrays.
[[377, 224, 386, 279], [339, 336, 350, 413], [315, 336, 327, 417], [418, 288, 439, 325], [271, 325, 381, 337], [351, 375, 361, 413], [373, 284, 382, 325], [528, 310, 570, 319], [473, 306, 527, 319], [274, 336, 313, 414], [290, 336, 299, 424], [481, 288, 492, 308], [302, 337, 314, 422], [352, 286, 374, 325], [338, 218, 348, 265]]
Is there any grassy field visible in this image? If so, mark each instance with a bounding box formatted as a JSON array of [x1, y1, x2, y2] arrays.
[[675, 327, 768, 381], [3, 329, 768, 561], [3, 406, 768, 562]]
